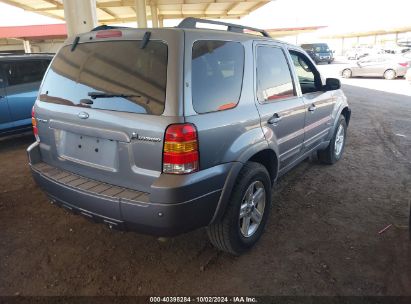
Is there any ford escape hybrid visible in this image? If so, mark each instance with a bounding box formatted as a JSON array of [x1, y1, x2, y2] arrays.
[[28, 18, 351, 255]]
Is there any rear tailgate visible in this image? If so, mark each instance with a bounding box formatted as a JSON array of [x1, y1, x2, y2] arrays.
[[34, 29, 184, 193]]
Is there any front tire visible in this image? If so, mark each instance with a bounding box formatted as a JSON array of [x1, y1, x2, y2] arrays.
[[318, 115, 347, 164], [342, 69, 352, 78], [207, 162, 271, 255]]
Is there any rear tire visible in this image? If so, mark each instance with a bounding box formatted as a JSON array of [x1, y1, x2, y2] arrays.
[[318, 115, 347, 165], [383, 69, 396, 80], [207, 162, 271, 255]]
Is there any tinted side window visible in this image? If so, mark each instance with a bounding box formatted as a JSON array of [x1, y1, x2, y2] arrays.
[[256, 46, 295, 102], [42, 59, 51, 70], [0, 66, 5, 88], [192, 40, 244, 113], [290, 51, 321, 94], [5, 60, 48, 86], [301, 44, 313, 51]]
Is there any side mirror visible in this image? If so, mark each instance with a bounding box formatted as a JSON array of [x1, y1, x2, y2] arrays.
[[324, 78, 341, 91]]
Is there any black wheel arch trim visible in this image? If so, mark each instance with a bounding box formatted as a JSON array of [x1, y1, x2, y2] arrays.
[[326, 105, 351, 142], [210, 147, 279, 224]]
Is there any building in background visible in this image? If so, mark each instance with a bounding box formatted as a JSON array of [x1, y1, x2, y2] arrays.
[[0, 24, 66, 53]]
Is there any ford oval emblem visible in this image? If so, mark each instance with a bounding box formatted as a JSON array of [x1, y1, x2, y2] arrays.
[[78, 112, 89, 119]]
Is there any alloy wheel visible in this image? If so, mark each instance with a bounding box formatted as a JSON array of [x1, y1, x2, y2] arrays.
[[334, 124, 345, 157], [239, 181, 266, 238]]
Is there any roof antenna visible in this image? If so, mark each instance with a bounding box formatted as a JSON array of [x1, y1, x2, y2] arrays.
[[140, 31, 151, 49], [71, 36, 80, 52]]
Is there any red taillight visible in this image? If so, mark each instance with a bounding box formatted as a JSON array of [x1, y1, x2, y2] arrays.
[[398, 62, 409, 67], [96, 30, 122, 38], [31, 106, 39, 142], [163, 124, 199, 174]]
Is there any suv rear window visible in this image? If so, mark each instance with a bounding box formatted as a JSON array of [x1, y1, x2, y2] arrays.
[[192, 40, 244, 113], [39, 40, 167, 115]]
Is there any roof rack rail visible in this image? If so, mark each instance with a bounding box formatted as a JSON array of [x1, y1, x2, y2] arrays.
[[177, 17, 271, 38]]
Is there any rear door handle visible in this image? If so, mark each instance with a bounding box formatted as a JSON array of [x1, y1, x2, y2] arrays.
[[308, 104, 316, 112], [268, 113, 282, 124]]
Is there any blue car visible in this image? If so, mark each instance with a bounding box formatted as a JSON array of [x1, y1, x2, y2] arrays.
[[0, 54, 53, 137]]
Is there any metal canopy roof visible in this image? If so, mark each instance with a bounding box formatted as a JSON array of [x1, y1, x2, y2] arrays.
[[0, 0, 270, 24], [266, 26, 327, 38], [322, 26, 411, 39]]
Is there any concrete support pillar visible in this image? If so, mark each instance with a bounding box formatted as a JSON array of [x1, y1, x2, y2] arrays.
[[135, 0, 147, 28], [150, 2, 159, 28], [158, 17, 164, 28], [63, 0, 97, 37], [23, 40, 31, 53], [341, 37, 345, 56]]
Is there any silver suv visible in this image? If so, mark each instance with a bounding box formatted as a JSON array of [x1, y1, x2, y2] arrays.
[[28, 18, 351, 255]]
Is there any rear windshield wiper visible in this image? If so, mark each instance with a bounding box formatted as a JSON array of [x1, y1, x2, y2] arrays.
[[88, 92, 141, 99]]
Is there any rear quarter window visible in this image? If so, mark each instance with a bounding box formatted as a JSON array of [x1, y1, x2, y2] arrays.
[[191, 40, 244, 113]]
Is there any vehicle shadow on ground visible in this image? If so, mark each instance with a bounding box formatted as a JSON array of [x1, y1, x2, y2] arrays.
[[0, 133, 34, 153], [1, 85, 410, 295]]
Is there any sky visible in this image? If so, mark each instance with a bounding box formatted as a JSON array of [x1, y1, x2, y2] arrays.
[[0, 0, 409, 35]]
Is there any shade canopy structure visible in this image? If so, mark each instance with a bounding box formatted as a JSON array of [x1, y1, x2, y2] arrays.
[[0, 0, 270, 24], [322, 26, 411, 39], [266, 25, 327, 38]]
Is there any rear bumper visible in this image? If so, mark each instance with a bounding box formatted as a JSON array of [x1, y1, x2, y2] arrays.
[[28, 142, 232, 236], [396, 67, 408, 77]]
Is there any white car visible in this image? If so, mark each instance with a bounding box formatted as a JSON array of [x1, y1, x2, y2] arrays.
[[341, 55, 409, 80], [406, 68, 411, 84], [403, 51, 411, 66], [346, 48, 385, 60]]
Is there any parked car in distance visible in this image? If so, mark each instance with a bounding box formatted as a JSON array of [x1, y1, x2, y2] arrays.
[[346, 48, 366, 60], [341, 55, 409, 80], [300, 43, 334, 64], [1, 53, 53, 137], [402, 51, 411, 66], [345, 47, 384, 60], [29, 18, 350, 255]]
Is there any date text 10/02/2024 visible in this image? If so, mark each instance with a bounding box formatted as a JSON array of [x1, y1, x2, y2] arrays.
[[149, 297, 258, 303]]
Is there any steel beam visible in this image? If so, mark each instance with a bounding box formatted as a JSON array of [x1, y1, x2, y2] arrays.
[[63, 0, 98, 36], [135, 0, 148, 28]]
